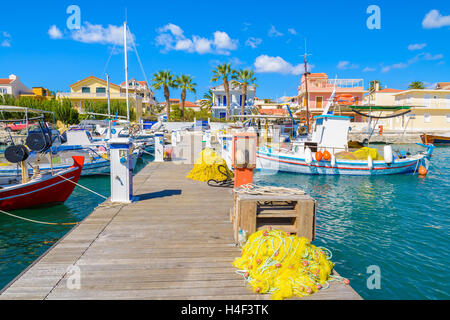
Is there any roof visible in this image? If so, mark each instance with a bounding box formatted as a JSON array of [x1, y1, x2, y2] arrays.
[[69, 75, 120, 89], [0, 79, 13, 85], [308, 73, 328, 78], [377, 88, 403, 93], [436, 82, 450, 89]]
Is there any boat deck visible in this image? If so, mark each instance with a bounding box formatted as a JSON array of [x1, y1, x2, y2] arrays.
[[0, 162, 361, 300]]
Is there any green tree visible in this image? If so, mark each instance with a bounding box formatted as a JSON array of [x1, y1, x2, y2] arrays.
[[200, 89, 214, 111], [232, 68, 257, 115], [211, 63, 234, 120], [408, 81, 425, 89], [151, 70, 177, 119], [175, 74, 196, 121]]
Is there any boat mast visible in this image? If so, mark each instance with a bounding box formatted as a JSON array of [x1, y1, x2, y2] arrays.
[[303, 41, 310, 134], [124, 21, 130, 122], [106, 73, 112, 140]]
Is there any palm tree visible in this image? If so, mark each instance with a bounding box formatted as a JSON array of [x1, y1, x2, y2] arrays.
[[200, 89, 214, 111], [211, 63, 233, 120], [175, 74, 196, 121], [408, 81, 425, 89], [232, 69, 257, 115], [151, 70, 176, 118]]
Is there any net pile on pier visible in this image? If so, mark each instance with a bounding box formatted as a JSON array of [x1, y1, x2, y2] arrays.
[[186, 148, 233, 182], [233, 229, 346, 300]]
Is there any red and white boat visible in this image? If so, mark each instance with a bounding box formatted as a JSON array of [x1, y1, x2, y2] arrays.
[[0, 156, 84, 211]]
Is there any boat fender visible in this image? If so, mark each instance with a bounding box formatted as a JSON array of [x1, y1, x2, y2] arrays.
[[331, 153, 336, 167], [418, 165, 427, 176], [368, 155, 373, 170], [305, 147, 313, 165], [315, 151, 323, 161], [384, 145, 393, 164], [323, 150, 331, 161]]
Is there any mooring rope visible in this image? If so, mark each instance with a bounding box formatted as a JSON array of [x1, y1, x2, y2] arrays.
[[56, 174, 108, 200], [0, 209, 78, 225], [233, 184, 306, 196]]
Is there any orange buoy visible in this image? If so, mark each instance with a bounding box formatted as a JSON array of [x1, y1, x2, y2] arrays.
[[315, 151, 323, 161], [323, 150, 331, 161], [300, 117, 307, 123], [418, 165, 427, 176]]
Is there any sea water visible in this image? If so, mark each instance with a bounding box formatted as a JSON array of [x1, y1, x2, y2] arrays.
[[0, 147, 449, 299], [255, 145, 449, 299]]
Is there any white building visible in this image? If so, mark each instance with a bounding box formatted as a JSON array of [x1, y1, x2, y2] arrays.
[[210, 84, 256, 118], [120, 79, 157, 107], [0, 74, 33, 97]]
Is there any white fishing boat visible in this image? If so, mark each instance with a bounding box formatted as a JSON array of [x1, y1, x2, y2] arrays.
[[257, 114, 434, 175]]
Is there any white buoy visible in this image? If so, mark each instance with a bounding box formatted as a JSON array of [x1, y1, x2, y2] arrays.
[[384, 145, 393, 164], [368, 155, 373, 169], [305, 147, 313, 164], [331, 153, 336, 167]]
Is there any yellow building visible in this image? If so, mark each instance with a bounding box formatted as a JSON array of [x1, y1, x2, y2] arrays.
[[389, 88, 450, 131], [57, 75, 143, 119]]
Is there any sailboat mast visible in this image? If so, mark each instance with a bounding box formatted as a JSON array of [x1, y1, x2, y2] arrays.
[[303, 50, 310, 133], [106, 73, 112, 139], [124, 21, 130, 121]]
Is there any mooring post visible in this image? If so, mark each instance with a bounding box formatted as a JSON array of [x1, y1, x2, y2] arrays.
[[154, 132, 164, 162], [108, 137, 133, 203]]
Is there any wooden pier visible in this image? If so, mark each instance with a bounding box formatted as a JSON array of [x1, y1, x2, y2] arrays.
[[0, 162, 361, 300]]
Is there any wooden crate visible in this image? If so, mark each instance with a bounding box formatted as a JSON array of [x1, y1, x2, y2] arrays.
[[232, 193, 316, 244]]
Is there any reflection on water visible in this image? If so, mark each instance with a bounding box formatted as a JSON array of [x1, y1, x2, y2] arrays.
[[0, 155, 152, 290], [255, 146, 450, 299]]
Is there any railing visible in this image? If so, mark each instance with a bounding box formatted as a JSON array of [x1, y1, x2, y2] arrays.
[[300, 79, 364, 90], [57, 92, 128, 98]]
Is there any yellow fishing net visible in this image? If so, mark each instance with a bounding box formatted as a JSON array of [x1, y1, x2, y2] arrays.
[[336, 147, 384, 160], [233, 229, 348, 300], [186, 148, 233, 182]]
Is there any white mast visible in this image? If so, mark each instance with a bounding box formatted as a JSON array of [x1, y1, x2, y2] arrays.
[[124, 21, 130, 121], [106, 73, 112, 139]]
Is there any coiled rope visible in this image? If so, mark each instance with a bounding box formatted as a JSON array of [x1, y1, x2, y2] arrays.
[[234, 184, 305, 196]]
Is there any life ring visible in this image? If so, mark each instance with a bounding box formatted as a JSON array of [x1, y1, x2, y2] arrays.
[[300, 117, 307, 123], [335, 94, 355, 105]]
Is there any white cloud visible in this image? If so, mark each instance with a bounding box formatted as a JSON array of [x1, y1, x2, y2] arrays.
[[408, 43, 427, 50], [268, 25, 283, 37], [71, 22, 135, 47], [254, 55, 307, 75], [48, 25, 63, 39], [422, 10, 450, 29], [337, 61, 359, 70], [363, 67, 376, 72], [288, 28, 297, 35], [213, 31, 238, 52], [1, 31, 11, 47], [382, 52, 444, 72], [155, 23, 238, 55], [245, 37, 262, 49]]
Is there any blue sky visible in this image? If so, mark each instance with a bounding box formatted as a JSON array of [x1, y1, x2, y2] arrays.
[[0, 0, 449, 102]]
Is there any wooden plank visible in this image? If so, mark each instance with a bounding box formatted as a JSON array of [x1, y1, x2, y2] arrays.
[[0, 162, 360, 300]]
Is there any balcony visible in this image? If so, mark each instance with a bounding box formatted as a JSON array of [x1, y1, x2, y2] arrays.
[[300, 79, 364, 92]]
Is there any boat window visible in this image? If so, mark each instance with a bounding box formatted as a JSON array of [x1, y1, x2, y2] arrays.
[[86, 131, 93, 142]]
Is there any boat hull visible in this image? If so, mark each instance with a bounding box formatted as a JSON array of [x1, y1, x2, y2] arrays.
[[257, 151, 426, 176], [0, 156, 84, 211], [420, 133, 450, 146]]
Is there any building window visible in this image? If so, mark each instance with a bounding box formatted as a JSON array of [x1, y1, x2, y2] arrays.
[[96, 87, 106, 93], [81, 87, 90, 93], [406, 95, 412, 104], [423, 113, 431, 123], [446, 95, 450, 107], [216, 96, 221, 106], [424, 94, 431, 107], [223, 95, 227, 106], [446, 114, 450, 123]]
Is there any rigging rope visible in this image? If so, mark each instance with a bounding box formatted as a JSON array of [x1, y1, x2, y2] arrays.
[[56, 174, 108, 200]]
